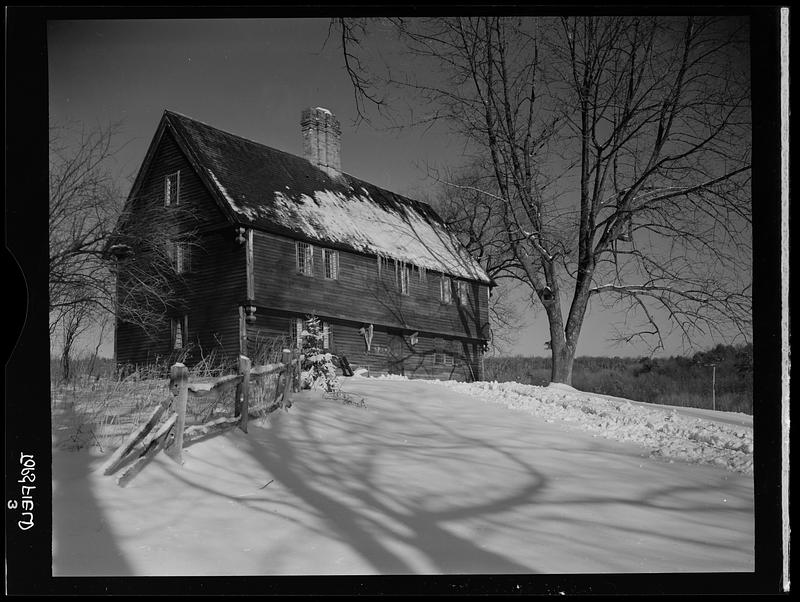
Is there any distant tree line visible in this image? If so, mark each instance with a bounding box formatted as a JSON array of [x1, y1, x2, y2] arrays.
[[485, 343, 754, 414]]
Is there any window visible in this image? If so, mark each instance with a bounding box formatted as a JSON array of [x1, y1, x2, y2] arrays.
[[296, 241, 314, 275], [323, 249, 339, 279], [434, 337, 445, 365], [290, 318, 301, 348], [440, 275, 452, 304], [396, 261, 410, 295], [171, 315, 188, 350], [433, 337, 456, 366], [456, 280, 467, 304], [435, 352, 454, 366], [176, 242, 191, 274], [164, 171, 180, 206], [291, 317, 331, 349], [167, 241, 192, 274]]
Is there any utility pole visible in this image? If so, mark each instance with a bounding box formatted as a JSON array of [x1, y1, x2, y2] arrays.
[[704, 363, 717, 411]]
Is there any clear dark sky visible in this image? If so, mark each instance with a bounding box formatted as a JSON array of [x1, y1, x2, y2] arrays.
[[48, 17, 737, 359]]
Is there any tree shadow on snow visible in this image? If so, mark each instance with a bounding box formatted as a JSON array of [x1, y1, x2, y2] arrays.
[[52, 450, 135, 576], [241, 400, 549, 574]]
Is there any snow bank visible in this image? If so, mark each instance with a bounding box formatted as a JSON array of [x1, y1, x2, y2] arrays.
[[431, 380, 753, 475]]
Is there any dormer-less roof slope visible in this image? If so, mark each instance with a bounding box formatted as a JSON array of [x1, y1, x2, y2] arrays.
[[160, 110, 492, 284]]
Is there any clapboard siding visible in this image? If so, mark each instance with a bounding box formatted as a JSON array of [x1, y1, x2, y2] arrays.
[[251, 230, 490, 340], [115, 228, 246, 368], [241, 309, 479, 381], [179, 228, 246, 363], [132, 128, 226, 231], [115, 129, 245, 368]]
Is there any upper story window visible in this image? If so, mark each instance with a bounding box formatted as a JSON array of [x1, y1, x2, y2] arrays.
[[396, 261, 410, 295], [323, 249, 339, 280], [296, 241, 314, 275], [456, 280, 467, 304], [167, 241, 192, 274], [176, 242, 191, 274], [164, 171, 180, 206], [440, 275, 453, 304]]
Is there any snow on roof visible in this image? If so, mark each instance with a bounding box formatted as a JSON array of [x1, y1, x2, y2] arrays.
[[268, 189, 488, 281], [167, 111, 491, 283]]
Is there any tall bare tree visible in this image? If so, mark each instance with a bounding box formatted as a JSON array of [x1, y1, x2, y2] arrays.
[[337, 16, 752, 384], [49, 122, 121, 334], [49, 121, 197, 375]]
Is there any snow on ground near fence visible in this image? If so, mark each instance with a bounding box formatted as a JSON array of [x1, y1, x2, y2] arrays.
[[53, 376, 753, 576], [389, 377, 753, 475]]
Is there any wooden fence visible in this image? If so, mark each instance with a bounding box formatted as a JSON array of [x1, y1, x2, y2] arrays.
[[101, 350, 300, 487]]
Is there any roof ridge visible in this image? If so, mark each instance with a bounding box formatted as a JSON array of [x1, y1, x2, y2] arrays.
[[163, 109, 434, 212], [164, 109, 305, 163]]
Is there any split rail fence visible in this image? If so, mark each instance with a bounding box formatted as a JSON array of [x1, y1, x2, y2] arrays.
[[101, 350, 300, 487]]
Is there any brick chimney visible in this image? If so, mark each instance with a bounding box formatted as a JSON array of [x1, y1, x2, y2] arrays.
[[301, 107, 341, 176]]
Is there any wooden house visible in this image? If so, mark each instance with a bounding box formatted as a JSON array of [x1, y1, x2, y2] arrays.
[[113, 107, 494, 380]]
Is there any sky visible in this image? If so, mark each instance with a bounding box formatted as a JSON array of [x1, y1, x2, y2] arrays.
[[47, 17, 748, 359]]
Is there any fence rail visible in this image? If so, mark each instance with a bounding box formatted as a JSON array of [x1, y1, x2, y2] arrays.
[[101, 350, 300, 487]]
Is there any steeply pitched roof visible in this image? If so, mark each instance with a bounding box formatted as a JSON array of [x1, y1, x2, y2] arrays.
[[162, 110, 492, 284]]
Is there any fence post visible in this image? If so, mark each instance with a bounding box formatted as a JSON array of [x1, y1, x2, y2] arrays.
[[239, 355, 251, 433], [167, 363, 188, 465], [281, 350, 293, 409], [292, 349, 301, 393]]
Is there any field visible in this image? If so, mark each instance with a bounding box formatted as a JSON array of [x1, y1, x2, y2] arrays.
[[484, 344, 753, 415], [50, 342, 754, 455], [52, 375, 753, 577]]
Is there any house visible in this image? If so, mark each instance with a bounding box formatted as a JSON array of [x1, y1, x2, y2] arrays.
[[113, 107, 494, 381]]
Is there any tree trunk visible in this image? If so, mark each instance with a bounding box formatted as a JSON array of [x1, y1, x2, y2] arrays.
[[550, 340, 576, 385], [61, 346, 71, 382]]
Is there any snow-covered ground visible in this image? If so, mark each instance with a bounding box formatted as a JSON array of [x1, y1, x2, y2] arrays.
[[52, 377, 753, 576], [428, 379, 753, 475]]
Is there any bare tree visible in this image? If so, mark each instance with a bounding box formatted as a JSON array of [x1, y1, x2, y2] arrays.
[[337, 16, 752, 384], [49, 121, 121, 335], [430, 165, 527, 352], [56, 292, 95, 381], [49, 121, 198, 374], [108, 193, 199, 337]]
